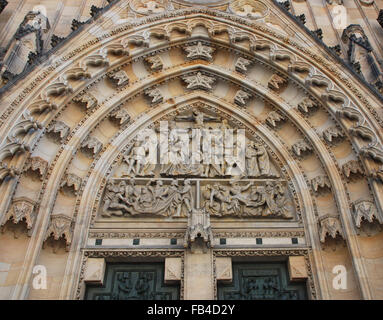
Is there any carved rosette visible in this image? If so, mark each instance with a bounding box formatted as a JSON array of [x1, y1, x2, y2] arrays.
[[44, 214, 73, 251], [1, 197, 37, 235], [318, 215, 344, 243]]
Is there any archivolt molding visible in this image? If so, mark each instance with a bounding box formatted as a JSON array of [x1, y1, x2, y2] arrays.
[[0, 8, 380, 299], [0, 63, 377, 245]]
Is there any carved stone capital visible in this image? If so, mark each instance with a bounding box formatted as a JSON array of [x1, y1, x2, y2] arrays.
[[216, 257, 232, 282], [164, 258, 182, 283], [83, 258, 106, 285]]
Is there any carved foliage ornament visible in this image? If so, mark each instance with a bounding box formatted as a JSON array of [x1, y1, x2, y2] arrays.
[[268, 74, 287, 91], [81, 136, 103, 157], [318, 215, 344, 243], [297, 97, 319, 115], [145, 87, 164, 105], [184, 42, 215, 61], [322, 126, 345, 144], [352, 200, 381, 228], [229, 0, 269, 20], [292, 140, 313, 157], [44, 214, 73, 251], [130, 0, 170, 15], [144, 55, 163, 72], [24, 156, 48, 179], [235, 57, 252, 74], [311, 176, 331, 194], [342, 160, 364, 179], [234, 90, 252, 107], [109, 108, 131, 126], [73, 93, 98, 111], [1, 197, 37, 235], [266, 111, 285, 128], [107, 70, 129, 87], [47, 121, 70, 142], [60, 173, 82, 195], [182, 72, 216, 91]]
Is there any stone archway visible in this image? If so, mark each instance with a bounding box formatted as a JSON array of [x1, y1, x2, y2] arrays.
[[0, 4, 382, 300]]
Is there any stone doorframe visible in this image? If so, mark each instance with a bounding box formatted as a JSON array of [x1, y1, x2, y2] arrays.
[[213, 248, 317, 300], [75, 248, 316, 300], [75, 249, 185, 300]]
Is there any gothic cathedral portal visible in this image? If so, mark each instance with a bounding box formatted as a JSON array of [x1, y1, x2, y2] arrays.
[[1, 0, 383, 300]]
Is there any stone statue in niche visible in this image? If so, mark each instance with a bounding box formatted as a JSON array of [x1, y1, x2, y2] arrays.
[[101, 179, 193, 218], [122, 138, 147, 177], [114, 108, 281, 179], [202, 181, 293, 219], [245, 141, 271, 177]]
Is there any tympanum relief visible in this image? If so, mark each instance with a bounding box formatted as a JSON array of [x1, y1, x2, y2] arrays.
[[99, 107, 296, 221]]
